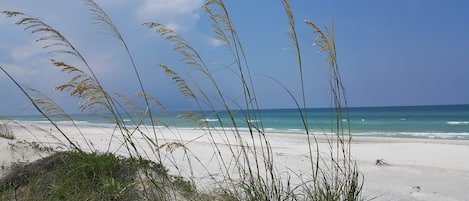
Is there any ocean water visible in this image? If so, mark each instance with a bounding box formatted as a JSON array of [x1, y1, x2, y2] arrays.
[[6, 104, 469, 140]]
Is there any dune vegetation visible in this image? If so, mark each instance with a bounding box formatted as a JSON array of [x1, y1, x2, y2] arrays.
[[0, 0, 362, 200]]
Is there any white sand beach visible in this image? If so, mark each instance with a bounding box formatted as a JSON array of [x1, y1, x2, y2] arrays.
[[2, 121, 469, 201]]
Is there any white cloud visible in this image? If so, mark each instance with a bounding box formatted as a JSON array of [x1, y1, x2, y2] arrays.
[[140, 0, 203, 16], [137, 0, 203, 32], [208, 37, 224, 47], [10, 43, 44, 61], [0, 62, 40, 79], [165, 22, 182, 33]]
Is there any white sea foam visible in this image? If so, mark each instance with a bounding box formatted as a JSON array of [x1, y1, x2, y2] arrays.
[[265, 128, 277, 132], [286, 128, 306, 133], [201, 118, 218, 122], [353, 131, 469, 139], [447, 121, 469, 125]]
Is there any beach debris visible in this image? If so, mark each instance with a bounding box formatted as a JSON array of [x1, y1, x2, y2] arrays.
[[375, 159, 389, 166], [411, 186, 421, 193]]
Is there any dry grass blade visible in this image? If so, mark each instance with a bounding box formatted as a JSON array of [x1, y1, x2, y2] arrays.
[[20, 86, 95, 150], [113, 93, 168, 130], [52, 60, 111, 113], [143, 22, 206, 74], [84, 0, 164, 158], [305, 19, 349, 140], [114, 93, 146, 118], [0, 66, 82, 151], [281, 0, 322, 184], [304, 19, 362, 200], [83, 0, 123, 41], [160, 64, 196, 99], [137, 92, 167, 115], [177, 111, 207, 128], [158, 142, 187, 153], [203, 0, 233, 51], [144, 21, 231, 122], [305, 20, 337, 69], [1, 11, 78, 58], [1, 10, 115, 115], [204, 0, 261, 124]]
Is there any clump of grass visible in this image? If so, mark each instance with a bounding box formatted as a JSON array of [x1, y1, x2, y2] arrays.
[[0, 151, 195, 201], [7, 140, 54, 154], [0, 123, 14, 140]]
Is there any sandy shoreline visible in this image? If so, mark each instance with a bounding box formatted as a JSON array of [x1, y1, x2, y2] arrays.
[[1, 122, 469, 200]]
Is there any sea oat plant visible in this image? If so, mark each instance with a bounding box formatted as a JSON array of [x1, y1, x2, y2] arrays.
[[0, 0, 363, 200]]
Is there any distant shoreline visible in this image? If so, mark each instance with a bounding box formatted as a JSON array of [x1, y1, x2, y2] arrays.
[[2, 104, 469, 141]]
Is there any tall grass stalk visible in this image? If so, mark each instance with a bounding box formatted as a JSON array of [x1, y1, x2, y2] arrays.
[[0, 65, 81, 151], [281, 0, 322, 186], [303, 18, 362, 200], [83, 0, 163, 163]]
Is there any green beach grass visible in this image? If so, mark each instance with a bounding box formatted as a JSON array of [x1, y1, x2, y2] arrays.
[[0, 0, 363, 200]]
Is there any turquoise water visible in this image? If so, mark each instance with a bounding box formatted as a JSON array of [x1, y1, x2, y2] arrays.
[[7, 104, 469, 139]]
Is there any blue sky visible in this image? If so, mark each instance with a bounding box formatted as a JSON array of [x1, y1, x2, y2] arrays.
[[1, 0, 468, 115]]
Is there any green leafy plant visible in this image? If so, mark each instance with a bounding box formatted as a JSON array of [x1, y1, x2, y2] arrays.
[[0, 151, 194, 200]]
